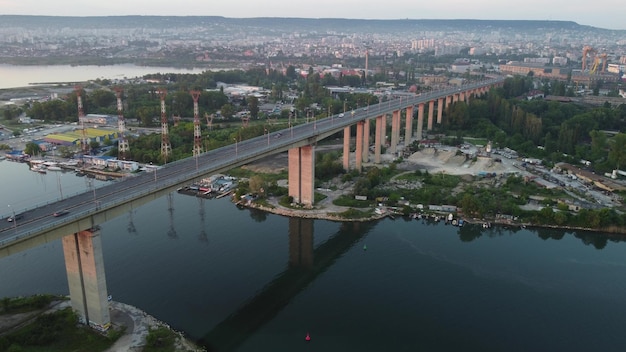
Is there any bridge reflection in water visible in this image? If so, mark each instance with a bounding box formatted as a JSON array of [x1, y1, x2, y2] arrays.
[[198, 218, 373, 352]]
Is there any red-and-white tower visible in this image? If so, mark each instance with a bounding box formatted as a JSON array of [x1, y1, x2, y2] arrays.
[[190, 90, 203, 157], [158, 88, 172, 162], [75, 86, 89, 154], [114, 87, 129, 160]]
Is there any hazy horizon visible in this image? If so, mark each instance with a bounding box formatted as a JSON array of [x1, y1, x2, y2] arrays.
[[0, 0, 622, 30]]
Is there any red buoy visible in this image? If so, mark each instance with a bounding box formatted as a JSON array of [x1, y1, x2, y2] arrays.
[[305, 333, 311, 341]]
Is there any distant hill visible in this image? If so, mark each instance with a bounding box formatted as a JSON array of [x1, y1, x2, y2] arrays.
[[0, 15, 622, 33]]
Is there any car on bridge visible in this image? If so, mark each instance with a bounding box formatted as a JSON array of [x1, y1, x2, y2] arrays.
[[53, 210, 69, 217], [7, 213, 24, 222], [338, 113, 344, 118]]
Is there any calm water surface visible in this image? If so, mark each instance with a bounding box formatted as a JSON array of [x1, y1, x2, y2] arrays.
[[0, 64, 206, 89], [1, 159, 626, 351]]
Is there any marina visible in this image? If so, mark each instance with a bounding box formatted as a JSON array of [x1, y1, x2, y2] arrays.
[[177, 174, 237, 199]]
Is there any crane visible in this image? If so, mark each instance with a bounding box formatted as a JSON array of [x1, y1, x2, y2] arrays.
[[582, 46, 595, 72], [582, 46, 608, 74]]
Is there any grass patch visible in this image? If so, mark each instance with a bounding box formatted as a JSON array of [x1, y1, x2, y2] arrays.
[[332, 195, 374, 208], [227, 167, 287, 183], [143, 326, 179, 352], [0, 295, 65, 315], [314, 192, 327, 203], [253, 198, 275, 209], [0, 307, 118, 352], [394, 172, 422, 182], [335, 208, 374, 219]]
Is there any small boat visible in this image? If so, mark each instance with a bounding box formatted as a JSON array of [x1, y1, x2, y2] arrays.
[[31, 165, 47, 174], [47, 166, 62, 171]]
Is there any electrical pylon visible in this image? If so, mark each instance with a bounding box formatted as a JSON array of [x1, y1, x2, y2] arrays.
[[157, 88, 171, 163], [75, 86, 89, 154], [190, 90, 203, 157], [114, 87, 129, 160]]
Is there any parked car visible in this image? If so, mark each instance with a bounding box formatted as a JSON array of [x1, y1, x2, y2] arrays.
[[53, 210, 69, 217], [338, 113, 344, 118]]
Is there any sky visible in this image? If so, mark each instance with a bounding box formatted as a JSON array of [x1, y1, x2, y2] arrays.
[[0, 0, 623, 30]]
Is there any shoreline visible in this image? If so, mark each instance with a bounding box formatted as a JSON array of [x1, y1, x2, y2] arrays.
[[237, 197, 626, 235]]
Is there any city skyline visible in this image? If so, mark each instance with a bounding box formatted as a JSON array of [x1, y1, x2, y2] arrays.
[[0, 0, 623, 31]]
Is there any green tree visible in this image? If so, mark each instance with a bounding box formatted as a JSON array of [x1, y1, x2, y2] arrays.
[[589, 130, 607, 162], [220, 104, 234, 119], [608, 133, 626, 169], [248, 175, 266, 196], [248, 96, 259, 119], [24, 142, 40, 156]]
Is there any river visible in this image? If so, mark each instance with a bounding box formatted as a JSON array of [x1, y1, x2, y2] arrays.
[[1, 159, 626, 351], [0, 64, 209, 90]]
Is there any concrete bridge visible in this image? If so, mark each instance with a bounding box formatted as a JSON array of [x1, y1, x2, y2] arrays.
[[0, 77, 503, 330]]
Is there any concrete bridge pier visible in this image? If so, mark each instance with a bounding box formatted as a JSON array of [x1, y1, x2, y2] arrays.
[[405, 105, 414, 145], [288, 145, 315, 207], [355, 121, 364, 171], [362, 119, 370, 163], [390, 110, 400, 154], [427, 100, 435, 131], [437, 98, 444, 124], [416, 103, 424, 141], [288, 217, 314, 268], [342, 126, 350, 171], [62, 228, 110, 330], [375, 115, 383, 164], [382, 113, 387, 147], [452, 93, 459, 103]]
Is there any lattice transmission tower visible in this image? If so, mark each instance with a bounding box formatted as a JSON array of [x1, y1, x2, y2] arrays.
[[75, 86, 89, 154], [190, 90, 203, 157], [114, 87, 129, 160], [157, 89, 171, 163]]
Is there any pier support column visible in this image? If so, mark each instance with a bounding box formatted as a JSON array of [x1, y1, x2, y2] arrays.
[[390, 110, 400, 154], [405, 105, 413, 145], [437, 98, 443, 124], [453, 93, 458, 103], [62, 228, 110, 330], [460, 91, 466, 103], [362, 119, 370, 163], [382, 114, 387, 147], [375, 115, 382, 164], [289, 217, 314, 268], [342, 126, 350, 171], [427, 100, 434, 131], [416, 103, 424, 141], [288, 145, 315, 207], [355, 121, 364, 172]]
